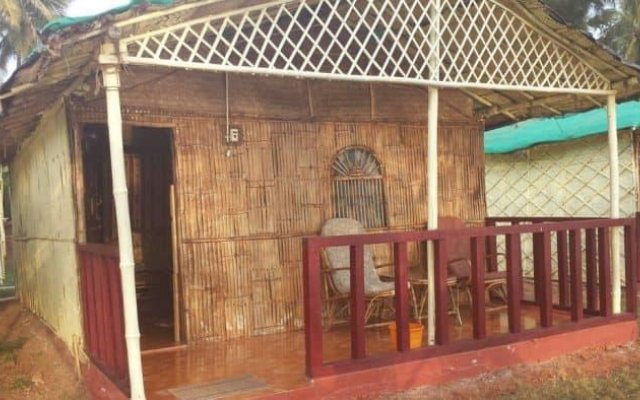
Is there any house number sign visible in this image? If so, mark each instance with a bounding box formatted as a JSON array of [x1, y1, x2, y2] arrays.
[[224, 126, 243, 145]]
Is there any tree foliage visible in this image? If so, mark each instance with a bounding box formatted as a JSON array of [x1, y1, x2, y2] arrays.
[[599, 0, 640, 63], [543, 0, 615, 31], [544, 0, 640, 64], [0, 0, 68, 72]]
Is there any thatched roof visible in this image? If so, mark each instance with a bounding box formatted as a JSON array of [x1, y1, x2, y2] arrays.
[[0, 0, 638, 161]]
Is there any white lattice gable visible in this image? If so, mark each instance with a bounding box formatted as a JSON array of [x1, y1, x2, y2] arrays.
[[119, 0, 611, 94]]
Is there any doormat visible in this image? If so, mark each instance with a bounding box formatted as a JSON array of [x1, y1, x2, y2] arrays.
[[167, 375, 267, 400]]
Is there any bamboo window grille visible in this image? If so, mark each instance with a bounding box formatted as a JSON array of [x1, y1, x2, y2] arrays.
[[332, 147, 386, 228]]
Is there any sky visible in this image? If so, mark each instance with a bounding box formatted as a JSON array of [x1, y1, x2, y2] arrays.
[[66, 0, 130, 17]]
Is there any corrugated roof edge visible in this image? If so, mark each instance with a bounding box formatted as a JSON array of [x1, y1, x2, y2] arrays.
[[485, 100, 640, 154]]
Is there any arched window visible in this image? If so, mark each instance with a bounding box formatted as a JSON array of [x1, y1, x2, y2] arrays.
[[332, 147, 386, 228]]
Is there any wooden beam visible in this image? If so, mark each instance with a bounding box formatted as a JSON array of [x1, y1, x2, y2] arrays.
[[479, 93, 576, 118], [463, 89, 518, 121]]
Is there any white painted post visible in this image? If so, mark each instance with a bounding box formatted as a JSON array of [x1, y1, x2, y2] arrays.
[[426, 0, 441, 346], [0, 169, 5, 286], [607, 94, 621, 314], [102, 52, 146, 399], [427, 87, 439, 345]]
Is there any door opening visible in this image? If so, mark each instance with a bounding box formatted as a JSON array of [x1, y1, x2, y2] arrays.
[[82, 124, 179, 350]]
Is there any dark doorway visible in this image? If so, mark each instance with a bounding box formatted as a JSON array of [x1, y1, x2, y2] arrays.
[[82, 124, 177, 350]]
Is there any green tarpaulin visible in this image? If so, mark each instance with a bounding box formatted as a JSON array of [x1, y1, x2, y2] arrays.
[[42, 0, 174, 35], [485, 101, 640, 154]]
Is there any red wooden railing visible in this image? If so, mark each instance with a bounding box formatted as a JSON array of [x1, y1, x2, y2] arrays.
[[484, 216, 601, 273], [302, 217, 638, 378], [486, 216, 640, 293], [78, 244, 129, 392]]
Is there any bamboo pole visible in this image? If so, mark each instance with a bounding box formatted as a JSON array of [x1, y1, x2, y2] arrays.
[[427, 87, 439, 346], [101, 44, 146, 400], [426, 0, 441, 346], [0, 169, 5, 286], [170, 185, 181, 343], [607, 94, 621, 314]]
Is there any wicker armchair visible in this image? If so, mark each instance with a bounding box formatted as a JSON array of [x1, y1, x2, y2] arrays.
[[321, 218, 414, 329]]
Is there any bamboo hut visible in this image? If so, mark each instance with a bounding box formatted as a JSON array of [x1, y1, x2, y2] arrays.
[[1, 1, 640, 399]]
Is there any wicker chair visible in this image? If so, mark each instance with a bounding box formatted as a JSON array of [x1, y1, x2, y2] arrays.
[[321, 218, 412, 328], [440, 216, 508, 307]]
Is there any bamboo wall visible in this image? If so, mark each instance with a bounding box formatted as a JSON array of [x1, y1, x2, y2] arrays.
[[486, 132, 638, 278], [74, 69, 486, 342], [11, 101, 85, 356]]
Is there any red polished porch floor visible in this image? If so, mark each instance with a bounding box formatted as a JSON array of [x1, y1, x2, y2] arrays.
[[142, 304, 574, 399]]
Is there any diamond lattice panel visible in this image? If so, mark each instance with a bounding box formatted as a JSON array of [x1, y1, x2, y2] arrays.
[[441, 0, 608, 91], [486, 133, 637, 277], [487, 134, 636, 219], [120, 0, 610, 93]]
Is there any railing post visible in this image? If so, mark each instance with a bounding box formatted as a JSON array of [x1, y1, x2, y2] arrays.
[[624, 222, 638, 314], [82, 252, 98, 359], [394, 242, 410, 352], [506, 233, 522, 333], [533, 231, 553, 327], [597, 227, 612, 317], [585, 229, 598, 313], [95, 256, 108, 364], [350, 244, 366, 359], [569, 230, 583, 322], [102, 258, 117, 372], [434, 239, 450, 345], [485, 218, 498, 272], [470, 237, 486, 339], [108, 257, 128, 379], [512, 222, 524, 301], [302, 239, 323, 377], [557, 230, 570, 308]]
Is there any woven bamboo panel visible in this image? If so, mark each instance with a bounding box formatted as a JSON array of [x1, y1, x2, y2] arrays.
[[174, 119, 486, 340], [74, 73, 486, 342], [486, 133, 638, 276]]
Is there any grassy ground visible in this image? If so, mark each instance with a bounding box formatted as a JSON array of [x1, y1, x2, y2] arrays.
[[381, 318, 640, 399], [495, 319, 640, 400], [0, 301, 88, 399], [497, 365, 640, 399]]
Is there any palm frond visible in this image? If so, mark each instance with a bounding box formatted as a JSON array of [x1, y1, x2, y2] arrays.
[[0, 0, 24, 29], [0, 0, 70, 74]]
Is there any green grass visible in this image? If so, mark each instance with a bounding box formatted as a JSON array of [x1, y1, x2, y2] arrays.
[[9, 376, 33, 391], [500, 319, 640, 399], [0, 337, 26, 363]]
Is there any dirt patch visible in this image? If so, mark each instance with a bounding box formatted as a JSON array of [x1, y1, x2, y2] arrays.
[[375, 338, 640, 399], [0, 300, 88, 400]]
